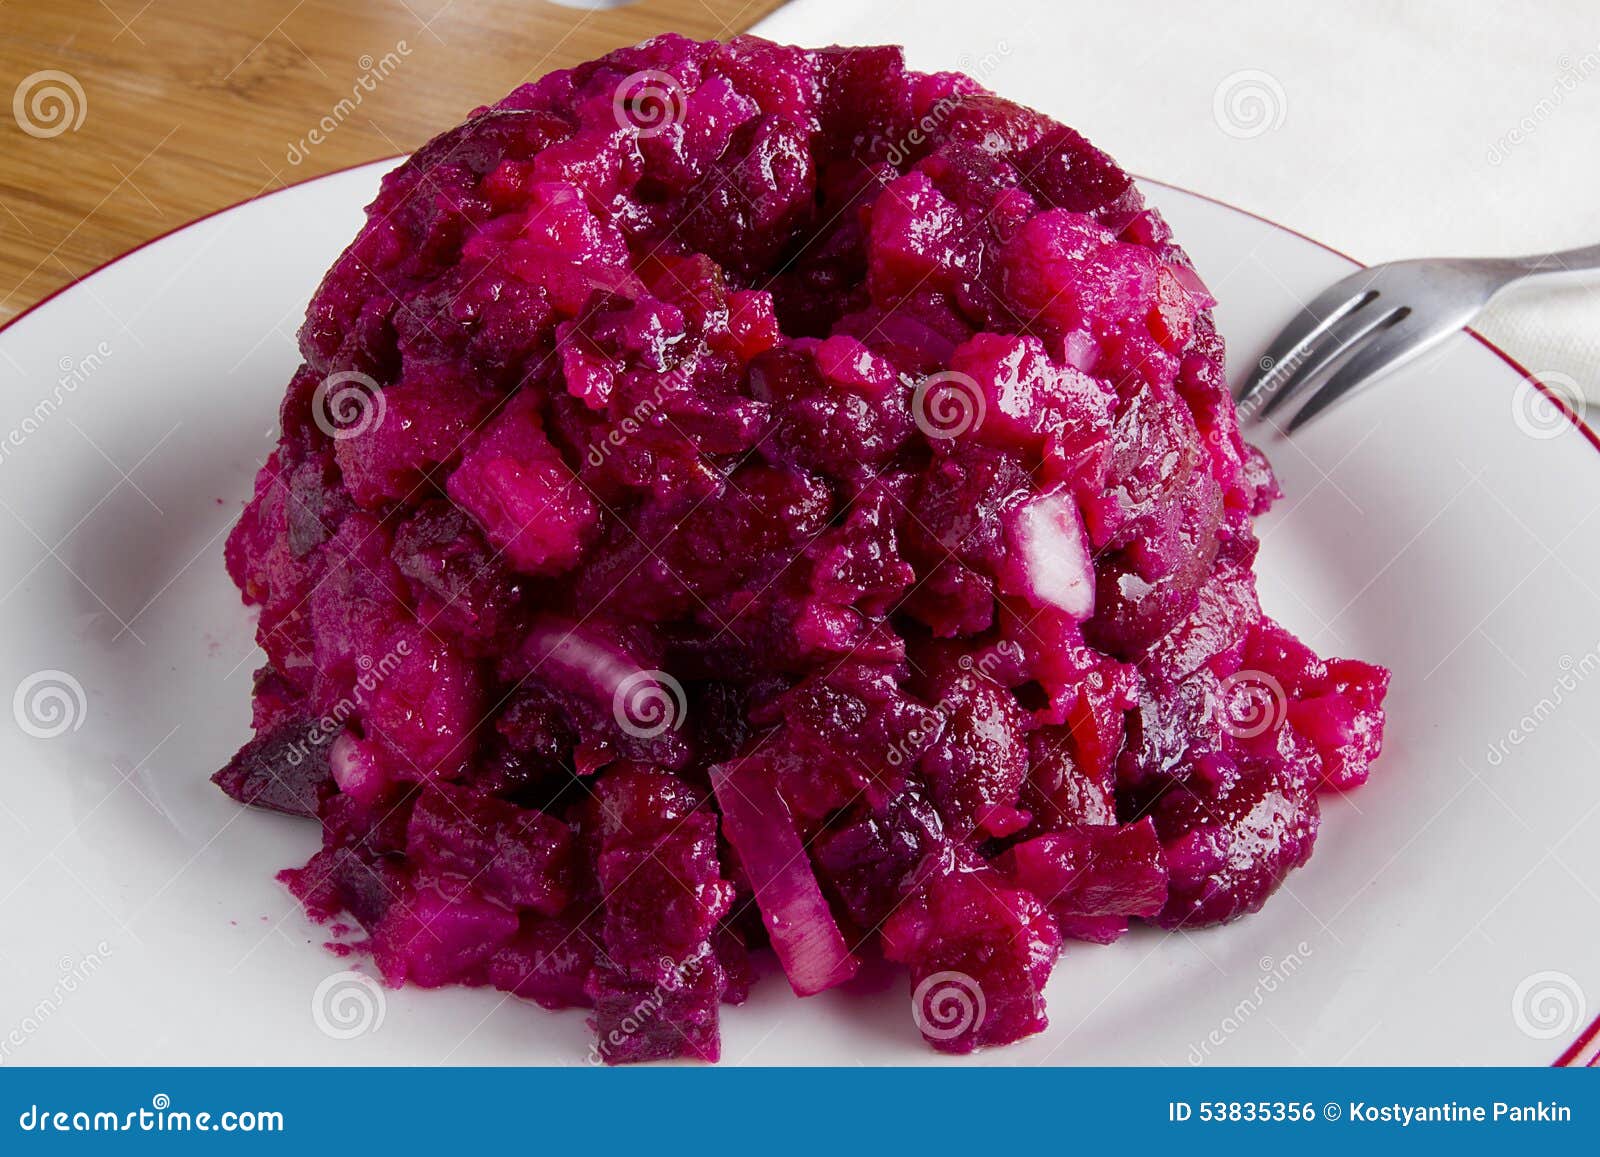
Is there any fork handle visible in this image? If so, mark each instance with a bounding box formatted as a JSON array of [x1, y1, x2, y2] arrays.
[[1504, 242, 1600, 278]]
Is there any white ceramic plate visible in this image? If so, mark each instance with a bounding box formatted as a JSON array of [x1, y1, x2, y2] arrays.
[[1, 160, 1597, 1067]]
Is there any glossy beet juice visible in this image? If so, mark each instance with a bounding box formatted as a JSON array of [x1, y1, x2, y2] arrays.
[[214, 35, 1388, 1062]]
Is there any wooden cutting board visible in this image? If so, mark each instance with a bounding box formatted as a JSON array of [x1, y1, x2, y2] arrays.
[[0, 0, 786, 323]]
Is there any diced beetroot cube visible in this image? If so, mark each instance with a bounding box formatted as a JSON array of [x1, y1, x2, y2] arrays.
[[1152, 764, 1320, 928], [751, 661, 940, 820], [587, 956, 724, 1065], [281, 844, 409, 932], [1289, 672, 1388, 789], [489, 918, 596, 1010], [913, 657, 1030, 838], [407, 783, 574, 916], [332, 364, 494, 507], [446, 391, 600, 576], [306, 512, 408, 715], [1021, 724, 1117, 830], [1001, 208, 1114, 331], [867, 172, 966, 302], [720, 289, 781, 360], [945, 332, 1110, 454], [812, 790, 942, 928], [371, 879, 520, 988], [212, 712, 334, 819], [363, 623, 484, 779], [391, 500, 529, 650], [596, 812, 731, 969], [585, 767, 734, 1063], [882, 853, 1062, 1053], [997, 820, 1168, 921], [1018, 124, 1142, 218]]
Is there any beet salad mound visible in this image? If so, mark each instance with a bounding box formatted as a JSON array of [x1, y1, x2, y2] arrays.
[[215, 34, 1389, 1063]]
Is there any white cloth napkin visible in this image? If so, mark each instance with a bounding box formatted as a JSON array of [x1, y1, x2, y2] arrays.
[[753, 0, 1600, 405]]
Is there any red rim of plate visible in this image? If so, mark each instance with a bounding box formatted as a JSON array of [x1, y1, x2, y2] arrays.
[[2, 155, 1596, 1067]]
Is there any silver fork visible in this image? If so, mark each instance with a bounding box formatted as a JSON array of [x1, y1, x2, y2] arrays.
[[1234, 243, 1600, 431]]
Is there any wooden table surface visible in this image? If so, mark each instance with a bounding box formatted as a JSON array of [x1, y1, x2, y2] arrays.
[[0, 0, 786, 323]]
